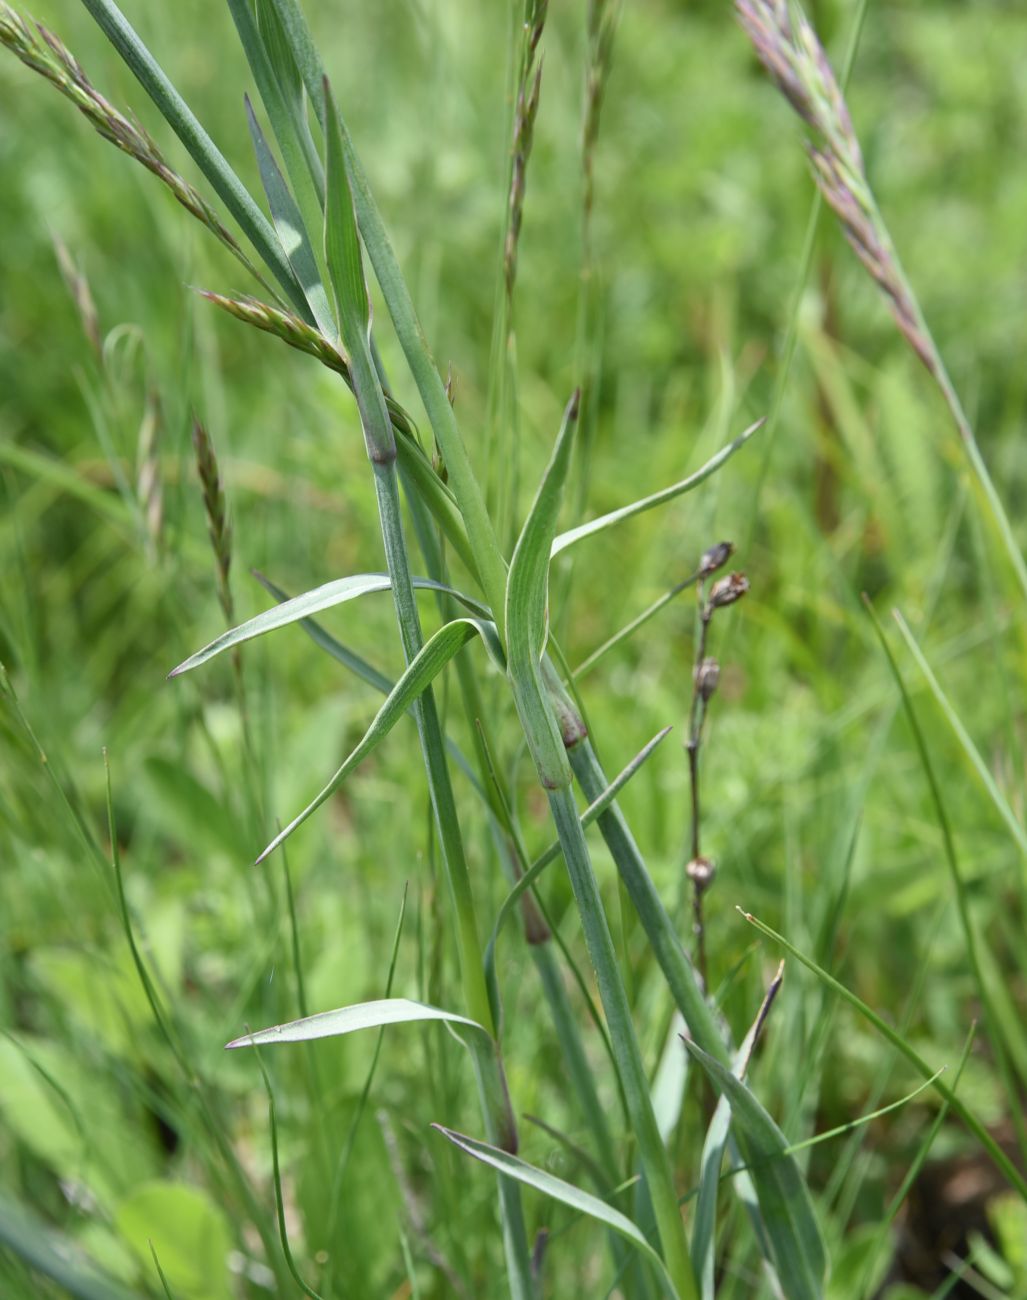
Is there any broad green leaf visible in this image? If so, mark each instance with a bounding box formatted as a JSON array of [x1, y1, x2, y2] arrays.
[[434, 1126, 679, 1297], [551, 418, 763, 558], [226, 997, 484, 1049], [255, 617, 502, 862], [115, 1182, 232, 1300], [80, 0, 306, 313], [244, 98, 334, 338], [169, 573, 489, 677], [683, 1040, 826, 1300], [505, 392, 579, 789]]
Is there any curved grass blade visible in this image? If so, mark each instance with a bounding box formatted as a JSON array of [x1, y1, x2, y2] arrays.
[[552, 418, 763, 558], [227, 997, 485, 1050], [244, 97, 334, 338], [506, 391, 579, 788], [740, 909, 1027, 1202], [79, 0, 308, 314], [169, 573, 489, 677], [433, 1127, 679, 1298], [255, 617, 501, 863], [682, 1040, 826, 1300]]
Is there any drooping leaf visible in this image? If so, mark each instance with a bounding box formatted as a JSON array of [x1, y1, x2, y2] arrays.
[[255, 617, 502, 862], [434, 1126, 679, 1297], [169, 573, 489, 677]]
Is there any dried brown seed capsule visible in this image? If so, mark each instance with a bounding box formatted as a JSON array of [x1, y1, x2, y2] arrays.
[[694, 657, 720, 702], [698, 540, 734, 579], [686, 856, 716, 892], [708, 572, 749, 610]]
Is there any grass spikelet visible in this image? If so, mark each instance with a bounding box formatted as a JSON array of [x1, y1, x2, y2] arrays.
[[51, 234, 102, 362], [0, 3, 264, 287], [191, 416, 233, 624], [136, 386, 163, 560], [504, 1, 547, 305]]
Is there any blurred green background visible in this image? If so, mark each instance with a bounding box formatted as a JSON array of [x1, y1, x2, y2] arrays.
[[3, 1, 1027, 1296]]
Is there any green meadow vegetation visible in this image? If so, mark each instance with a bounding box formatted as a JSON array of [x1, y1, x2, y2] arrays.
[[2, 1, 1027, 1296]]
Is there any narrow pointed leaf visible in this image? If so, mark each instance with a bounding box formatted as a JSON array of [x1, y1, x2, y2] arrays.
[[226, 997, 484, 1049], [434, 1127, 679, 1297], [169, 573, 489, 677], [244, 98, 334, 337], [256, 618, 500, 862], [80, 0, 307, 314], [552, 418, 763, 558], [321, 76, 393, 463], [682, 1040, 825, 1300], [505, 392, 580, 788]]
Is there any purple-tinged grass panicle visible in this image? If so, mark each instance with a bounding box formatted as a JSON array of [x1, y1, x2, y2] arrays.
[[736, 0, 1027, 602], [0, 4, 263, 288], [734, 0, 931, 371]]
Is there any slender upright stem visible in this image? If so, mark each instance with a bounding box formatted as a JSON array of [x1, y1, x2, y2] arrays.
[[547, 784, 697, 1300], [370, 457, 535, 1298]]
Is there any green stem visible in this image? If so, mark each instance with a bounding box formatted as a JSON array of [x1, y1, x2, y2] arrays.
[[564, 733, 729, 1068], [547, 784, 697, 1300], [369, 457, 535, 1298]]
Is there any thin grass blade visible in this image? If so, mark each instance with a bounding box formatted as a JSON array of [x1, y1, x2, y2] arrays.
[[255, 617, 500, 863], [433, 1126, 679, 1297], [552, 419, 762, 558], [80, 0, 307, 312], [169, 573, 489, 677], [244, 97, 334, 337], [506, 391, 580, 788]]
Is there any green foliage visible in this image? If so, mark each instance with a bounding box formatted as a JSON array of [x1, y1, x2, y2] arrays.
[[2, 0, 1027, 1297]]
